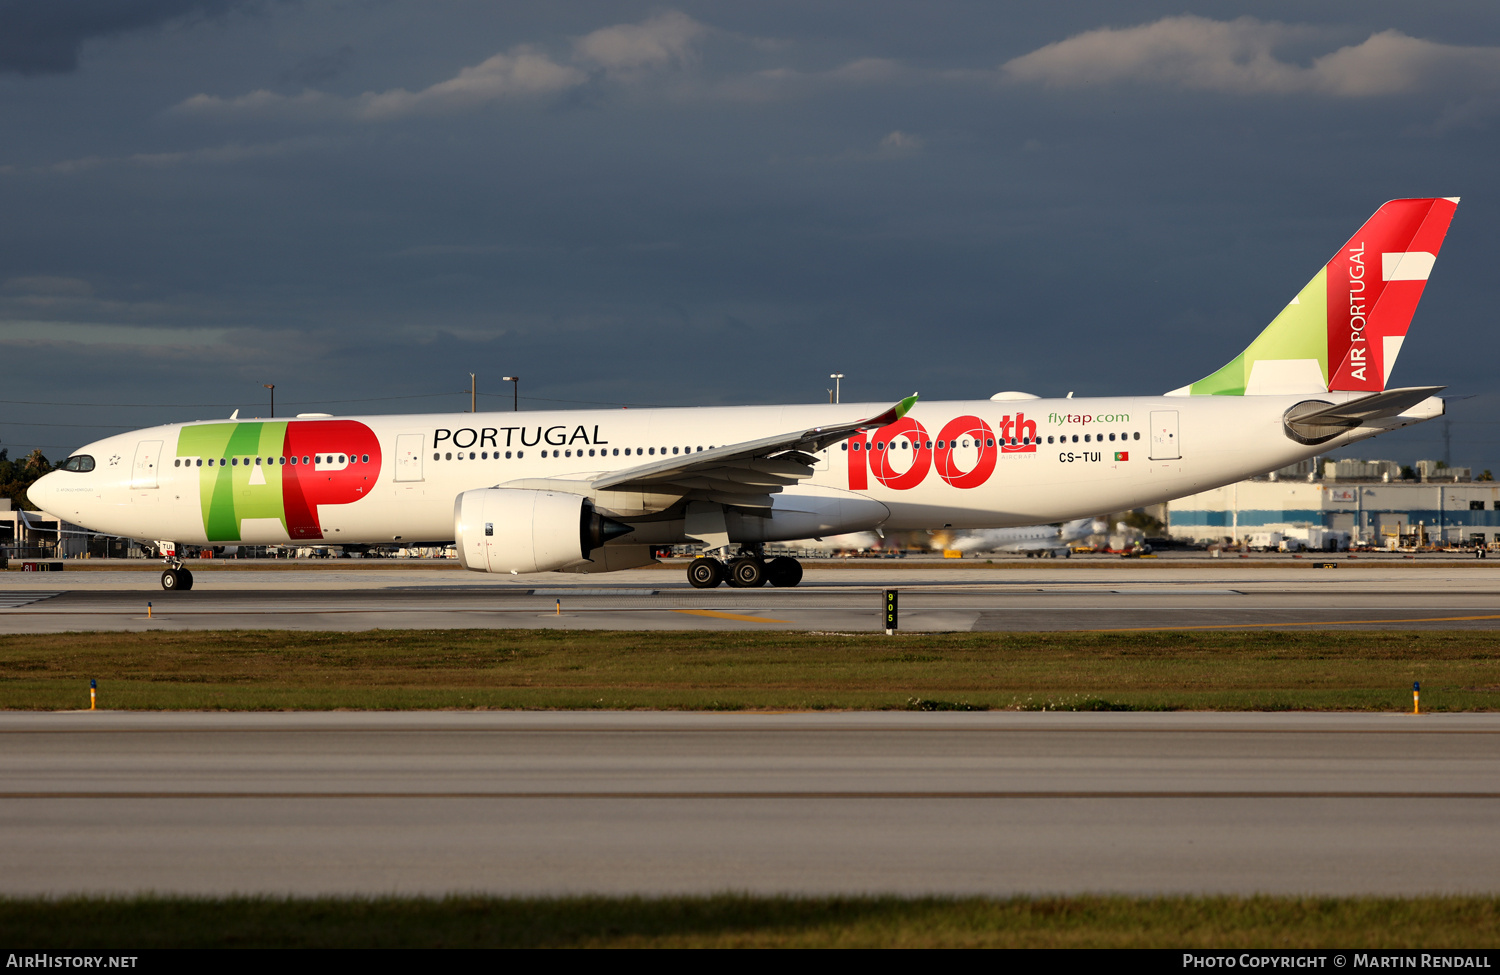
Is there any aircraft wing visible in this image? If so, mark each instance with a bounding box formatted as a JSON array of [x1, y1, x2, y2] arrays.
[[585, 393, 918, 508]]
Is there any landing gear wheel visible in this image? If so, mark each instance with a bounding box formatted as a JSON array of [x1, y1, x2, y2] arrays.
[[687, 557, 724, 589], [161, 569, 180, 591], [765, 556, 803, 588], [178, 569, 194, 591], [726, 557, 767, 588]]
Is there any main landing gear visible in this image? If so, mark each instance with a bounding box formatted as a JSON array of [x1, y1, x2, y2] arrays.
[[686, 551, 804, 589], [160, 558, 194, 591]]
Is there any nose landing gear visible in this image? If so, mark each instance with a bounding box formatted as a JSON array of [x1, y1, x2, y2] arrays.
[[160, 558, 194, 591]]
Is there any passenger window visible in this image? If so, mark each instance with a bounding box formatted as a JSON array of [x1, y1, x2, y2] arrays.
[[517, 451, 524, 458], [445, 452, 452, 460], [505, 451, 512, 459], [612, 448, 619, 456], [196, 459, 203, 467], [174, 459, 181, 467], [1134, 432, 1140, 440], [649, 448, 655, 455]]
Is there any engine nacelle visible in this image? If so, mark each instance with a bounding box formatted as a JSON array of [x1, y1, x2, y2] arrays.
[[454, 488, 632, 574]]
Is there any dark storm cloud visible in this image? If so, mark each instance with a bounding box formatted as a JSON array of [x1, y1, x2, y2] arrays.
[[0, 0, 256, 75], [277, 45, 354, 88]]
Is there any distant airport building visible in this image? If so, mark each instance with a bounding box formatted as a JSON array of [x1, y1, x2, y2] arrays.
[[1169, 459, 1499, 547], [0, 499, 144, 560]]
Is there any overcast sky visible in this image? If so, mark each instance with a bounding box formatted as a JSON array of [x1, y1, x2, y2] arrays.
[[1, 1, 1496, 470]]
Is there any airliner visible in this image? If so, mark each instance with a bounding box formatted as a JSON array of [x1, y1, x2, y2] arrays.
[[29, 198, 1458, 591]]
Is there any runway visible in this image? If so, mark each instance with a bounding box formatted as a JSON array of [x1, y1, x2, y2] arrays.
[[2, 711, 1498, 897], [4, 558, 1500, 632]]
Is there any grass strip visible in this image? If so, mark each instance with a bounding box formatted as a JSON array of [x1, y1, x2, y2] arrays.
[[3, 628, 1499, 712], [2, 894, 1499, 948]]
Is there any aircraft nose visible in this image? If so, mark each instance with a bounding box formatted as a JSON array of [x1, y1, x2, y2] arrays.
[[27, 471, 61, 513]]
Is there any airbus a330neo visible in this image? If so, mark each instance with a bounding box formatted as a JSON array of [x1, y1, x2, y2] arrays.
[[30, 198, 1458, 591]]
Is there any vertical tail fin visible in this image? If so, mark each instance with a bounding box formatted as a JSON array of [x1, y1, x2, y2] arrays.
[[1168, 197, 1459, 396]]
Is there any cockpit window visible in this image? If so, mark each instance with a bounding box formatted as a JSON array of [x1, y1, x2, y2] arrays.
[[59, 455, 95, 472]]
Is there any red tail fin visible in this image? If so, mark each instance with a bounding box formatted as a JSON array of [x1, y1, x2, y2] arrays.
[[1327, 197, 1457, 392]]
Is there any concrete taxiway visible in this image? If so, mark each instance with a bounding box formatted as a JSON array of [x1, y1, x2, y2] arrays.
[[4, 558, 1500, 632], [2, 710, 1498, 897]]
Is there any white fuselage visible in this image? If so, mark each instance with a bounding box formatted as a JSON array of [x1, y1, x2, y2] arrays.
[[30, 392, 1424, 552]]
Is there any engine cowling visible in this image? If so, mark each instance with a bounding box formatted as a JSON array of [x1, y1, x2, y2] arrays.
[[454, 488, 633, 574]]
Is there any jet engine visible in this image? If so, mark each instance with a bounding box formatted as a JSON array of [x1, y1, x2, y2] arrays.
[[454, 488, 633, 574]]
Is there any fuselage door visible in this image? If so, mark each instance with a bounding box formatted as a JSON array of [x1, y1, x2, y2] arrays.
[[131, 440, 163, 489], [395, 434, 424, 482], [1148, 411, 1180, 460]]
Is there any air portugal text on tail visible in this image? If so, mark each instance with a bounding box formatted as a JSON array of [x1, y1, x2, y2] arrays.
[[1170, 197, 1458, 398], [27, 199, 1459, 592]]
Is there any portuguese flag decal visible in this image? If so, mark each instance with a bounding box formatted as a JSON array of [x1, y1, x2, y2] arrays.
[[1115, 451, 1129, 461]]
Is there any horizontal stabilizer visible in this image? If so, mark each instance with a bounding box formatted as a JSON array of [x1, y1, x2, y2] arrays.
[[1284, 386, 1445, 444]]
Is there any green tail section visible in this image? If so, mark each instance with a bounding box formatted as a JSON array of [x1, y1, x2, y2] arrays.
[[1183, 269, 1329, 396]]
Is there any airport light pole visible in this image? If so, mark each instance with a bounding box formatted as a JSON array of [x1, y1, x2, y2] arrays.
[[503, 376, 519, 411], [830, 373, 844, 404], [263, 384, 275, 417]]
